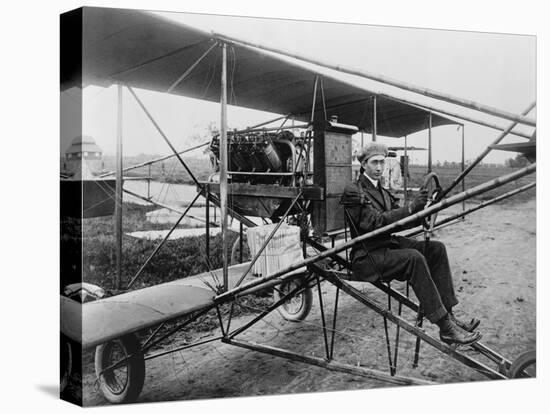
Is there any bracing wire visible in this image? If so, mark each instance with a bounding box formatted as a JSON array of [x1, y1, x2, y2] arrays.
[[230, 45, 238, 106]]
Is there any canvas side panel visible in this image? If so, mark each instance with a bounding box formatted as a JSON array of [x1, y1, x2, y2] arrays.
[[60, 7, 84, 407]]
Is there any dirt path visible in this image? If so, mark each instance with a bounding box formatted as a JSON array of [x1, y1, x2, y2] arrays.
[[82, 199, 536, 405]]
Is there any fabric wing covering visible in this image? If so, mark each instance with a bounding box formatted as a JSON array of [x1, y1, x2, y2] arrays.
[[61, 7, 457, 137]]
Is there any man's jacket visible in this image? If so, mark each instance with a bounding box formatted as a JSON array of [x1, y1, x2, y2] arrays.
[[340, 174, 412, 269]]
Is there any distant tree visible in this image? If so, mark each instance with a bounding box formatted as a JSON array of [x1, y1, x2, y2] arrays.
[[505, 154, 529, 168]]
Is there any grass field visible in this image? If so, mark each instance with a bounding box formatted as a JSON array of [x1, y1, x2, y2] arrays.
[[63, 162, 535, 402], [407, 164, 536, 204], [61, 163, 535, 293]]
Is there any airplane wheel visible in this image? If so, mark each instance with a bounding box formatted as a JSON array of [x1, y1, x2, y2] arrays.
[[273, 278, 313, 322], [509, 350, 536, 378], [60, 334, 72, 394], [95, 334, 145, 404], [230, 234, 250, 265]]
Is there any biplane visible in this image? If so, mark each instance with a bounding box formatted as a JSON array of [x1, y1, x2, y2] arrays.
[[60, 8, 536, 404]]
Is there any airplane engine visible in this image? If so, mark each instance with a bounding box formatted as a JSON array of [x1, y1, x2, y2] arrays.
[[207, 121, 356, 234], [208, 130, 307, 218], [209, 130, 300, 186]]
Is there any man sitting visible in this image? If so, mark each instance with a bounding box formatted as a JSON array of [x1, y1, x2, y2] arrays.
[[340, 142, 481, 346]]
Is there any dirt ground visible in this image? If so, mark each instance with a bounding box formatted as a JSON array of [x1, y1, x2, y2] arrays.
[[80, 199, 536, 406]]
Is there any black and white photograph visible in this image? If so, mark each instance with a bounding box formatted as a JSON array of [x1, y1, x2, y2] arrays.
[[58, 4, 538, 407], [3, 1, 547, 413]]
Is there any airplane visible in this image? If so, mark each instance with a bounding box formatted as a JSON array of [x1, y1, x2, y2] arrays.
[[60, 7, 536, 404]]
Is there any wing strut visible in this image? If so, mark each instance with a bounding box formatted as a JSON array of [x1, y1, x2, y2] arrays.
[[220, 42, 229, 292], [212, 32, 536, 127]]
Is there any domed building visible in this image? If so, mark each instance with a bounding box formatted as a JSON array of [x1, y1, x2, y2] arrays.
[[63, 135, 104, 177], [61, 135, 116, 218]]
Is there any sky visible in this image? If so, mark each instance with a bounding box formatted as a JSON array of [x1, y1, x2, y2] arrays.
[[60, 9, 536, 165]]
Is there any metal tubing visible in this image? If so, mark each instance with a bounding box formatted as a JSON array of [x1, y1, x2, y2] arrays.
[[98, 305, 215, 377], [245, 114, 291, 131], [99, 142, 209, 178], [225, 301, 235, 334], [206, 190, 257, 228], [224, 338, 435, 386], [147, 165, 151, 198], [216, 305, 226, 336], [166, 42, 218, 93], [127, 191, 202, 288], [441, 102, 536, 198], [428, 113, 432, 173], [239, 222, 244, 263], [393, 302, 402, 371], [310, 76, 319, 123], [231, 271, 309, 298], [372, 95, 377, 142], [377, 93, 532, 140], [123, 188, 209, 225], [404, 135, 409, 202], [412, 312, 424, 368], [216, 163, 535, 302], [303, 92, 529, 140], [405, 182, 536, 238], [320, 77, 328, 121], [382, 314, 395, 375], [315, 275, 331, 359], [206, 188, 210, 265], [108, 39, 214, 80], [228, 275, 313, 339], [220, 43, 229, 292], [141, 322, 165, 351], [275, 114, 290, 134], [212, 33, 536, 127], [115, 84, 123, 290], [307, 238, 516, 370], [330, 287, 340, 360], [127, 86, 201, 186], [471, 343, 512, 368], [140, 305, 216, 354], [144, 336, 223, 362], [461, 125, 466, 213], [318, 266, 507, 380], [229, 124, 309, 135], [235, 191, 303, 287], [228, 171, 295, 176]]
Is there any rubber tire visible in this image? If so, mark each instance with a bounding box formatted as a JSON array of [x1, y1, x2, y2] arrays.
[[60, 334, 72, 394], [230, 234, 250, 265], [509, 350, 536, 378], [273, 279, 313, 322], [95, 333, 145, 404], [230, 236, 242, 265]]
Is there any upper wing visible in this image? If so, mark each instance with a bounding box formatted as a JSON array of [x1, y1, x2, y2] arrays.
[[61, 7, 457, 138]]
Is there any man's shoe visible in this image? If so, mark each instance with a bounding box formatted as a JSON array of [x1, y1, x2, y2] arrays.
[[439, 316, 482, 346], [450, 313, 481, 333]]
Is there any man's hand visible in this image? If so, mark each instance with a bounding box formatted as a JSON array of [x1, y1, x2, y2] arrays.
[[409, 189, 428, 213], [340, 184, 365, 206]]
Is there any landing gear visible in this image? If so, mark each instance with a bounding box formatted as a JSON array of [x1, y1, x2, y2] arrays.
[[95, 333, 145, 404], [60, 334, 73, 395], [508, 350, 536, 378], [273, 277, 313, 322]]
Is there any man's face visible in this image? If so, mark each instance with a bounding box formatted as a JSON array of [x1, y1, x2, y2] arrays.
[[362, 155, 385, 181]]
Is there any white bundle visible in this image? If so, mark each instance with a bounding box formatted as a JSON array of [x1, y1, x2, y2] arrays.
[[246, 223, 304, 276]]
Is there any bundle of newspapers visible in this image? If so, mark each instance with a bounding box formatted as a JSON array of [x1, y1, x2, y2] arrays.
[[246, 223, 304, 277]]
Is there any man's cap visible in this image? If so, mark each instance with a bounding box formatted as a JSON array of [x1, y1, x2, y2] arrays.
[[357, 142, 388, 163]]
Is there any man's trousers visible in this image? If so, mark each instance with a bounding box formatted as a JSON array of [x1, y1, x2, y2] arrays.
[[351, 235, 458, 323]]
